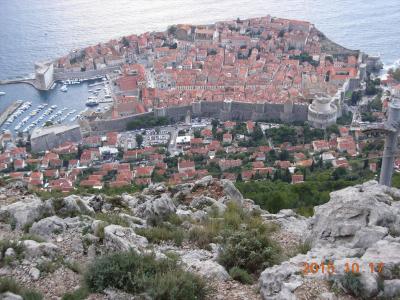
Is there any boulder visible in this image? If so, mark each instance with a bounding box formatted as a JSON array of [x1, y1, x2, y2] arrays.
[[259, 261, 300, 299], [4, 248, 15, 259], [144, 183, 167, 195], [193, 176, 213, 188], [220, 180, 243, 206], [91, 220, 107, 237], [60, 195, 95, 216], [351, 226, 388, 249], [180, 250, 230, 281], [121, 194, 140, 210], [135, 193, 176, 222], [22, 240, 59, 259], [28, 267, 40, 281], [0, 197, 48, 229], [383, 279, 400, 298], [29, 216, 67, 238], [190, 195, 226, 213], [103, 225, 148, 253], [308, 181, 400, 247], [361, 238, 400, 265], [88, 195, 104, 212], [0, 292, 23, 300]]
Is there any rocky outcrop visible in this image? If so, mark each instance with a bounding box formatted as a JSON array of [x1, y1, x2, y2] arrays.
[[180, 249, 230, 282], [0, 196, 49, 229], [22, 240, 59, 259], [309, 181, 400, 248], [60, 195, 95, 216], [220, 179, 244, 206], [134, 193, 176, 222], [29, 216, 67, 238], [103, 225, 148, 253], [259, 181, 400, 300]]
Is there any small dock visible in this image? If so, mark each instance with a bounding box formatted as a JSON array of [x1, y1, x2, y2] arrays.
[[0, 100, 23, 127]]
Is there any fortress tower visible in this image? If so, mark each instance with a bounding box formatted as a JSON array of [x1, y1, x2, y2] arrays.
[[307, 95, 337, 129]]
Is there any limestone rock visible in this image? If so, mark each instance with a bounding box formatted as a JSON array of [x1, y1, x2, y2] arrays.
[[308, 181, 399, 247], [22, 240, 59, 259], [4, 248, 15, 259], [361, 238, 400, 265], [88, 194, 103, 212], [29, 216, 67, 238], [190, 195, 226, 213], [351, 226, 388, 249], [180, 250, 230, 281], [193, 175, 213, 188], [103, 225, 148, 253], [383, 279, 400, 298], [29, 267, 41, 281], [60, 195, 95, 216], [220, 179, 243, 206], [0, 197, 48, 229], [134, 193, 176, 222], [0, 292, 23, 300]]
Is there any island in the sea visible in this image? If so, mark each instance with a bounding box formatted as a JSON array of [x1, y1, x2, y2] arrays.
[[12, 16, 380, 134]]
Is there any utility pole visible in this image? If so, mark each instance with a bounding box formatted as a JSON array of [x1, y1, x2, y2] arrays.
[[379, 96, 400, 186]]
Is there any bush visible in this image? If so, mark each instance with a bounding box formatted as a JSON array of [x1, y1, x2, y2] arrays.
[[0, 277, 43, 300], [61, 286, 89, 300], [229, 267, 253, 284], [340, 272, 363, 297], [84, 251, 209, 299], [136, 224, 185, 246], [218, 228, 281, 275], [296, 241, 312, 255], [37, 259, 60, 275], [21, 234, 46, 243], [95, 213, 130, 227], [0, 240, 25, 266]]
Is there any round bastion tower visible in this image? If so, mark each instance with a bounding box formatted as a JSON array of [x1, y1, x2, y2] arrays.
[[307, 94, 338, 129]]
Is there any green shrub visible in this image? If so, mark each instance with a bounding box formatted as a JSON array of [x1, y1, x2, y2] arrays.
[[37, 260, 59, 274], [61, 286, 89, 300], [21, 234, 46, 243], [0, 240, 25, 266], [20, 291, 43, 300], [62, 259, 83, 274], [340, 272, 363, 297], [95, 213, 129, 227], [84, 251, 209, 299], [296, 241, 311, 255], [136, 224, 185, 246], [188, 225, 219, 249], [0, 277, 21, 294], [218, 228, 281, 275], [0, 277, 43, 300], [229, 267, 253, 284]]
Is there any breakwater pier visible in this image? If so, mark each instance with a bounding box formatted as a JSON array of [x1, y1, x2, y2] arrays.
[[0, 100, 23, 127]]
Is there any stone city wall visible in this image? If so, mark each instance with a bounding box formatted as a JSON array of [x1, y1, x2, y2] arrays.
[[88, 112, 154, 135]]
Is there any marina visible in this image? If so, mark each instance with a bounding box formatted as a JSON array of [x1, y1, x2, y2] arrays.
[[0, 78, 113, 135], [0, 100, 24, 127]]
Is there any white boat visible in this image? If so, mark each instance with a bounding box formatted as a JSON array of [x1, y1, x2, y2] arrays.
[[60, 85, 68, 92], [86, 99, 99, 107], [0, 92, 5, 96]]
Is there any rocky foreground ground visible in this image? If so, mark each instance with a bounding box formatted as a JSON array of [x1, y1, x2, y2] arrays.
[[0, 178, 399, 300]]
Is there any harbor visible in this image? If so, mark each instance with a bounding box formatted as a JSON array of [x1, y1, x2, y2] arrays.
[[0, 100, 24, 127], [0, 78, 113, 135]]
